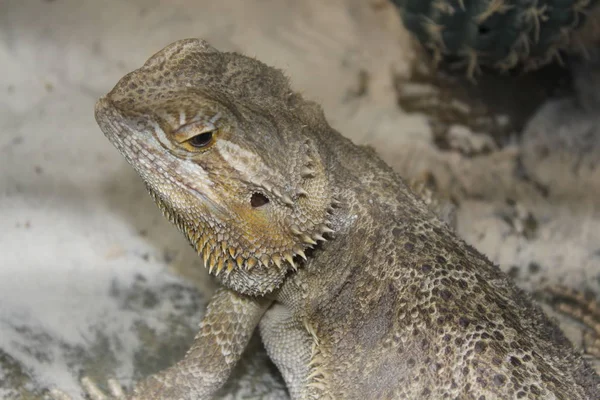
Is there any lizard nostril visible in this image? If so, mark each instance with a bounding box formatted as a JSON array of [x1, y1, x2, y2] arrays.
[[250, 193, 270, 208]]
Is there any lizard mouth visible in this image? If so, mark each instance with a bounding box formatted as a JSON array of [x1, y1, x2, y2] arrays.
[[95, 96, 230, 221]]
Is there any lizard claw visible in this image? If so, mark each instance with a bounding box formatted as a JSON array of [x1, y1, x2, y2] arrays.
[[49, 388, 74, 400], [50, 377, 127, 400]]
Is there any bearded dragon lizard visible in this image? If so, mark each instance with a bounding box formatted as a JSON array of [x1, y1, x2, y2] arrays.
[[51, 39, 600, 399]]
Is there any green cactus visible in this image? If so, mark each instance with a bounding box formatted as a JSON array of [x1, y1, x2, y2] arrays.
[[392, 0, 599, 77]]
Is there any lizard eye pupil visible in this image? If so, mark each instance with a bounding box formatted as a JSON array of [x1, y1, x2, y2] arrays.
[[188, 132, 214, 148], [250, 193, 270, 208]]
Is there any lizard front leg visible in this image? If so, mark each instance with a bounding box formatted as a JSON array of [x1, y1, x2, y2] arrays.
[[259, 303, 314, 400], [52, 288, 272, 400]]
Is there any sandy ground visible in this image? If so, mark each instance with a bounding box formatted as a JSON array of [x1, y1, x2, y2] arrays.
[[1, 0, 599, 399]]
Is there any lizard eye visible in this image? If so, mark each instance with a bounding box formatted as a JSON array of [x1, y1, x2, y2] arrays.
[[187, 131, 214, 148], [172, 113, 221, 152]]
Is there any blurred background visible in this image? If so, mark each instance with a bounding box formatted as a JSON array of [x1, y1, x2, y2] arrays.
[[1, 0, 599, 398]]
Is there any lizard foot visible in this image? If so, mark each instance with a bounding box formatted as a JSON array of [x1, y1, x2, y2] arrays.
[[545, 285, 600, 359], [50, 376, 127, 400]]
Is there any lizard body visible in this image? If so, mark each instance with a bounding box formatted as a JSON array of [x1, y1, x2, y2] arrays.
[[55, 39, 600, 399]]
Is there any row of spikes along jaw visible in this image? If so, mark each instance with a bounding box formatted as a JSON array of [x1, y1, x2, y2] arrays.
[[148, 137, 340, 283]]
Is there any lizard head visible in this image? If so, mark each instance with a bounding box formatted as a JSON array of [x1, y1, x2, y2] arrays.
[[95, 39, 334, 294]]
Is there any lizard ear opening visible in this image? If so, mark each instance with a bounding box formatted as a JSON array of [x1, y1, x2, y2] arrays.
[[250, 192, 270, 208]]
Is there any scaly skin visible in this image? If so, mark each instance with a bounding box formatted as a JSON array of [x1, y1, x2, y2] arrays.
[[52, 39, 599, 399]]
